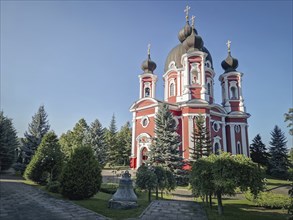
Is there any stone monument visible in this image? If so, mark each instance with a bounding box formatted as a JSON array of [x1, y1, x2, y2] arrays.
[[108, 170, 138, 209]]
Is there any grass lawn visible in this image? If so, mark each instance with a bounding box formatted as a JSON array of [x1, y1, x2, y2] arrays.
[[201, 198, 290, 220], [265, 177, 291, 190]]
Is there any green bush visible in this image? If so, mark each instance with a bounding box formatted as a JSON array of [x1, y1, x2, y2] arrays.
[[100, 183, 119, 194], [60, 146, 102, 200], [24, 132, 63, 185], [46, 181, 61, 193], [245, 191, 290, 209]]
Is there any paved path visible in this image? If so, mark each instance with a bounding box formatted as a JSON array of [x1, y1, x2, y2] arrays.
[[139, 200, 207, 220], [0, 174, 108, 220]]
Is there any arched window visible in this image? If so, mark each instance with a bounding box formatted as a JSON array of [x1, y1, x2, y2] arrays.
[[230, 86, 237, 99], [170, 83, 175, 97], [237, 142, 242, 154], [145, 87, 150, 97], [207, 83, 211, 96], [214, 143, 220, 155]]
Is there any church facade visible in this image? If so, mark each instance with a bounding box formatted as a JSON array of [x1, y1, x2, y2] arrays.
[[129, 7, 250, 169]]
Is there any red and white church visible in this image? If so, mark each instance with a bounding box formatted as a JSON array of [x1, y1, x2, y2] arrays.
[[129, 7, 250, 169]]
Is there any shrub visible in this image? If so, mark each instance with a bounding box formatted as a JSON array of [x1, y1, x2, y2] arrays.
[[100, 183, 119, 194], [24, 132, 63, 185], [46, 181, 61, 193], [245, 191, 290, 209], [60, 146, 102, 200]]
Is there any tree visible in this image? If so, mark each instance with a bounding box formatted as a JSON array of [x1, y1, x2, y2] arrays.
[[268, 125, 289, 179], [250, 134, 269, 169], [17, 105, 50, 172], [116, 122, 132, 165], [153, 166, 167, 200], [0, 111, 19, 171], [190, 153, 264, 215], [105, 114, 118, 165], [136, 165, 157, 202], [24, 131, 63, 185], [59, 118, 90, 162], [284, 108, 293, 136], [60, 146, 102, 200], [148, 104, 184, 183], [89, 119, 107, 167], [190, 115, 212, 160]]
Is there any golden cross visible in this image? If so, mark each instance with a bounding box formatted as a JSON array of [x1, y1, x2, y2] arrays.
[[226, 40, 231, 53], [191, 15, 195, 27], [147, 43, 151, 55], [184, 5, 191, 21]]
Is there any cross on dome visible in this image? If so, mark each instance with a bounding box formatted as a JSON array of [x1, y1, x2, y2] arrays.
[[184, 5, 191, 21], [226, 40, 231, 53], [147, 43, 151, 56], [191, 15, 195, 27]]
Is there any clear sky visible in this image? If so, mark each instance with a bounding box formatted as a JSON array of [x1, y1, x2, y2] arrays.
[[1, 1, 292, 148]]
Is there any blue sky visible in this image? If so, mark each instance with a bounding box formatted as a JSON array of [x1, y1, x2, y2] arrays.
[[1, 1, 292, 148]]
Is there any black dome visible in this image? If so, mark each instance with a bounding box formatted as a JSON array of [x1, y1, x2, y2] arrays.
[[221, 52, 238, 73], [141, 54, 157, 73]]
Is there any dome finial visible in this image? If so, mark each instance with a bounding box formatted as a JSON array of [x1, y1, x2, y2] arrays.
[[147, 43, 151, 57], [184, 5, 191, 22], [191, 15, 195, 28], [226, 40, 231, 54]]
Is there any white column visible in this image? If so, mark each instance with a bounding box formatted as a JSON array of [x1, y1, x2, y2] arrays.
[[188, 116, 193, 158], [139, 77, 142, 99], [200, 57, 206, 100], [137, 146, 141, 169], [229, 124, 236, 154], [164, 78, 168, 101], [241, 124, 248, 156], [151, 80, 155, 98], [131, 112, 136, 157], [222, 118, 227, 152], [224, 78, 229, 101]]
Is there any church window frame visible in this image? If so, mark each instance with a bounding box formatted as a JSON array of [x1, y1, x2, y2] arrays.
[[236, 141, 242, 154], [212, 121, 220, 132], [169, 78, 176, 97], [213, 136, 222, 155], [229, 81, 239, 100], [234, 125, 241, 133], [141, 116, 150, 128]]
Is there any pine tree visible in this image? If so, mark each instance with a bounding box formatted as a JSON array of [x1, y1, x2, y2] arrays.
[[116, 122, 132, 165], [17, 105, 50, 172], [105, 114, 118, 165], [190, 115, 212, 160], [268, 125, 289, 179], [0, 111, 19, 171], [250, 134, 269, 168], [89, 119, 107, 167], [284, 108, 293, 136], [148, 104, 184, 182]]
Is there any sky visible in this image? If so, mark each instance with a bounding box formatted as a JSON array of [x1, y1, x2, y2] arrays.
[[1, 1, 292, 148]]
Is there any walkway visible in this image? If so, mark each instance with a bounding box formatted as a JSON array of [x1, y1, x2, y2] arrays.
[[0, 173, 108, 220]]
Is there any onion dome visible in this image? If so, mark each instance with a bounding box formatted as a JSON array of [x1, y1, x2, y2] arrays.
[[141, 44, 157, 73], [221, 40, 238, 73], [178, 22, 192, 43], [183, 16, 204, 52]]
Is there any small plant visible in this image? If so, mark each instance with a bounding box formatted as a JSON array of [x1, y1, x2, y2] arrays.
[[46, 181, 61, 193], [245, 191, 290, 209]]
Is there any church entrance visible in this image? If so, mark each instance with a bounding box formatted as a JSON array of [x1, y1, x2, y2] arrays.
[[141, 147, 148, 166]]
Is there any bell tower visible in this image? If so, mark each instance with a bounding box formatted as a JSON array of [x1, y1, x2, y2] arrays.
[[219, 40, 246, 113], [139, 44, 157, 99]]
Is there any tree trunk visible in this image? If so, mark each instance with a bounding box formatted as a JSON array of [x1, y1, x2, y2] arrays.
[[209, 193, 212, 208], [148, 189, 151, 202], [156, 187, 159, 200], [206, 194, 208, 205], [217, 191, 223, 215], [161, 191, 164, 199]]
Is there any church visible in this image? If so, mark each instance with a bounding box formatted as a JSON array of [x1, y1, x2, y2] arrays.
[[129, 6, 250, 169]]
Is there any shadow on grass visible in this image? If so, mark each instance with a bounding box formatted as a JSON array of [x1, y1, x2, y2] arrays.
[[204, 202, 289, 220]]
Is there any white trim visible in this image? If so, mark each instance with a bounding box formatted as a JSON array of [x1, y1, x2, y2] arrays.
[[131, 111, 136, 157], [136, 114, 155, 119], [136, 133, 152, 169], [222, 117, 227, 152], [140, 116, 150, 128], [229, 124, 236, 154], [240, 124, 248, 156], [213, 136, 222, 154]]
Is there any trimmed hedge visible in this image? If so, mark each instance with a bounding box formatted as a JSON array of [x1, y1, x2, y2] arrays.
[[60, 146, 102, 200], [100, 183, 119, 194], [245, 191, 290, 209]]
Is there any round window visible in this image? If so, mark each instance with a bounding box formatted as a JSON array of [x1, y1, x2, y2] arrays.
[[141, 117, 149, 128], [213, 122, 219, 132]]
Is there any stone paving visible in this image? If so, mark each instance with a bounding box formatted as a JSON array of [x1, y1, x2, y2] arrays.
[[0, 175, 108, 220], [139, 200, 207, 220]]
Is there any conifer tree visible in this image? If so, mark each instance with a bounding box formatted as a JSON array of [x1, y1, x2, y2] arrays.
[[16, 105, 50, 172], [0, 111, 19, 171], [190, 115, 212, 160], [89, 119, 107, 167], [105, 114, 118, 165], [250, 134, 269, 168], [116, 122, 132, 165], [268, 125, 289, 179], [148, 104, 184, 181]]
